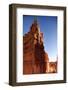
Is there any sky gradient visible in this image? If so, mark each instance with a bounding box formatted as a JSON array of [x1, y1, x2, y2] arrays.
[[23, 15, 57, 61]]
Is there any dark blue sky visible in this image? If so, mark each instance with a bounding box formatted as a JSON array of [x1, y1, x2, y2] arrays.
[[23, 15, 57, 61]]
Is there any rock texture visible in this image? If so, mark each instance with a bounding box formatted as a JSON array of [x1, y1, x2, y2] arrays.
[[23, 19, 57, 74]]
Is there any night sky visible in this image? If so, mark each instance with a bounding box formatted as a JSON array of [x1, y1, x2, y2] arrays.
[[23, 15, 57, 61]]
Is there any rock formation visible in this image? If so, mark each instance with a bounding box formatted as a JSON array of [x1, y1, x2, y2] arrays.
[[23, 18, 57, 74]]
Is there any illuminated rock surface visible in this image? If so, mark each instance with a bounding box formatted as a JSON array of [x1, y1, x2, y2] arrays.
[[23, 19, 57, 74]]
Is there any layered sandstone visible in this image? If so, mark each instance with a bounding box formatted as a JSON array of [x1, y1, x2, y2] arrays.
[[23, 19, 57, 74]]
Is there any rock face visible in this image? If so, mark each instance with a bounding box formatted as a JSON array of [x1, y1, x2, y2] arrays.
[[23, 18, 57, 74], [49, 62, 57, 73]]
